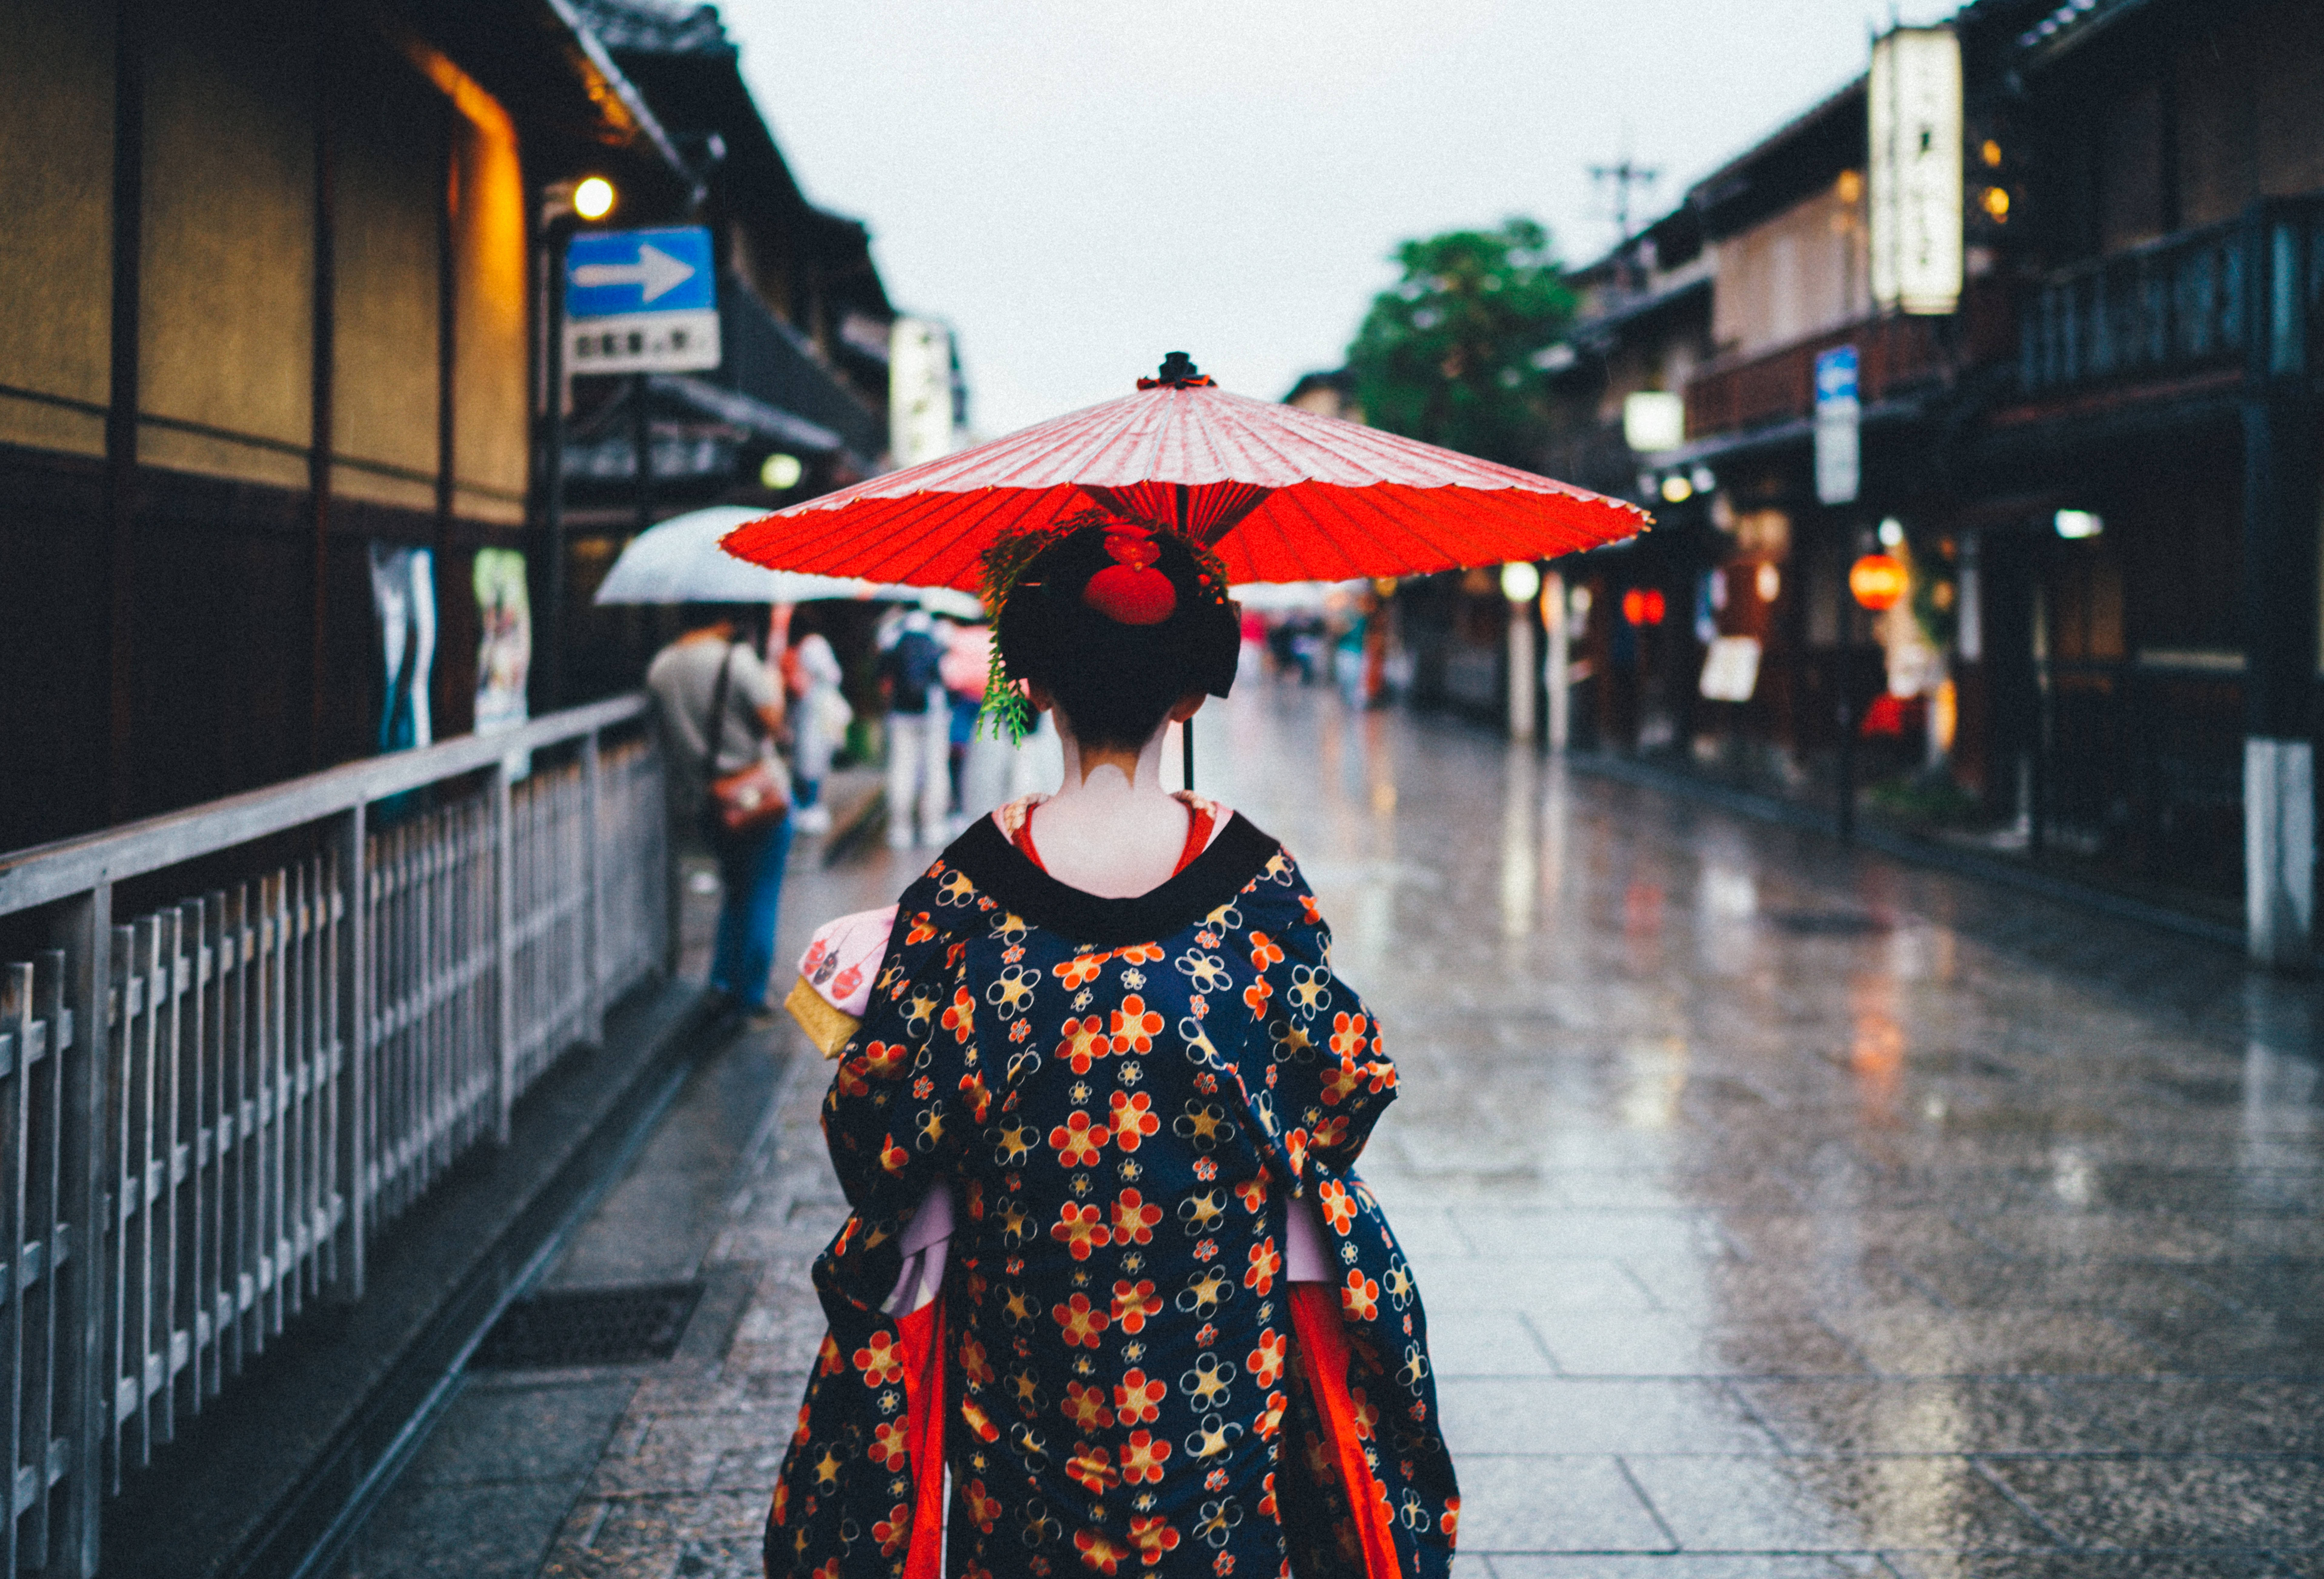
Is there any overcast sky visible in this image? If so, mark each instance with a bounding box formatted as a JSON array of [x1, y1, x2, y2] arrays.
[[722, 0, 1956, 436]]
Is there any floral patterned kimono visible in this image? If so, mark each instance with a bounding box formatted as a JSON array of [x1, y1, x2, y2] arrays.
[[766, 795, 1457, 1578]]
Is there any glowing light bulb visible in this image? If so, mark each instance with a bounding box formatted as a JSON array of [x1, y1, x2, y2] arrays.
[[573, 177, 615, 220]]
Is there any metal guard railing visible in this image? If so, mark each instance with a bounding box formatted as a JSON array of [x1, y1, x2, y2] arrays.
[[0, 694, 667, 1577]]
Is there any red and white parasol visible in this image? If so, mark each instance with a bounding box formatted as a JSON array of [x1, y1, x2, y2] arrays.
[[720, 354, 1648, 588]]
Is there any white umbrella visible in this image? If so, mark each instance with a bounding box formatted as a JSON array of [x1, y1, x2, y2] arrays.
[[1227, 579, 1370, 612], [594, 506, 897, 605], [915, 586, 986, 621]]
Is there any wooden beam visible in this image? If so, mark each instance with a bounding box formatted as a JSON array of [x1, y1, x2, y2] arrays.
[[103, 0, 144, 827], [309, 3, 338, 772]]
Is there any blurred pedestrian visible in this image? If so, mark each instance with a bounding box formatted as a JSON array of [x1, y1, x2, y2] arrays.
[[878, 607, 949, 848], [786, 623, 849, 836], [938, 616, 995, 834], [645, 604, 793, 1020]]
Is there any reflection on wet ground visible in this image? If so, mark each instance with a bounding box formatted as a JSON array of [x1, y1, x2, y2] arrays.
[[477, 680, 2323, 1578], [1210, 686, 2324, 1577]]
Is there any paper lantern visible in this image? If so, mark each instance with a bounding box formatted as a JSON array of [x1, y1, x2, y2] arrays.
[[1849, 553, 1907, 611]]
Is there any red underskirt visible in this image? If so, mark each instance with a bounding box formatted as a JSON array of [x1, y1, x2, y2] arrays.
[[888, 1282, 1399, 1577]]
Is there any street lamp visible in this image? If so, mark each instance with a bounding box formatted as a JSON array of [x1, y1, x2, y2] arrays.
[[539, 176, 617, 710], [572, 176, 616, 221]]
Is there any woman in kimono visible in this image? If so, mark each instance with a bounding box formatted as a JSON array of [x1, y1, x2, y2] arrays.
[[767, 513, 1458, 1578]]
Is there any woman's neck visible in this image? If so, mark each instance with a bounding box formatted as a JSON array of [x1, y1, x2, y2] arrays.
[[1027, 720, 1192, 898]]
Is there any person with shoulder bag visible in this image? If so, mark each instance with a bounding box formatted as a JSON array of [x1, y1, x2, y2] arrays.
[[645, 605, 794, 1020]]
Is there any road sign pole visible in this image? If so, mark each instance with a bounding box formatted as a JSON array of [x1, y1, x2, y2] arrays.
[[633, 371, 652, 539], [1836, 554, 1856, 842], [542, 218, 572, 711]]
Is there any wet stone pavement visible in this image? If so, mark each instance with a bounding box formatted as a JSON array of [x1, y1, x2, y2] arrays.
[[358, 682, 2324, 1578]]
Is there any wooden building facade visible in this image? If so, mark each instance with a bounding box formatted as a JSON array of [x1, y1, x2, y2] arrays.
[[1540, 0, 2324, 957]]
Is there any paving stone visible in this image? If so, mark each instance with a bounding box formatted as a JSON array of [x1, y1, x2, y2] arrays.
[[344, 1480, 590, 1579], [1881, 1554, 2298, 1578], [1427, 1308, 1560, 1376], [404, 1378, 640, 1487], [1452, 1455, 1674, 1552], [1437, 1377, 1779, 1455], [1490, 1559, 1884, 1578], [1619, 1454, 2057, 1553], [1978, 1456, 2324, 1549], [2047, 1377, 2324, 1452], [1733, 1379, 2118, 1455], [1816, 1310, 2169, 1378], [1531, 1310, 1870, 1379]]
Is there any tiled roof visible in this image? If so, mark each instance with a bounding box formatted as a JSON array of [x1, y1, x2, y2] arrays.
[[569, 0, 729, 55]]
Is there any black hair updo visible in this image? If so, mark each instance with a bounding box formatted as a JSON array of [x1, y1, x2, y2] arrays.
[[992, 519, 1240, 751]]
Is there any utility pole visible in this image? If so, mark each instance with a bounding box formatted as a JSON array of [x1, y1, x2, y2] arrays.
[[1590, 155, 1662, 273]]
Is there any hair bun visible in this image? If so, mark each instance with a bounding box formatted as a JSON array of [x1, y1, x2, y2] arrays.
[[1083, 563, 1178, 625], [1081, 525, 1179, 625]]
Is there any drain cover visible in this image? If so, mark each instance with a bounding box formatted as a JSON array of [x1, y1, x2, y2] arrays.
[[473, 1281, 706, 1369]]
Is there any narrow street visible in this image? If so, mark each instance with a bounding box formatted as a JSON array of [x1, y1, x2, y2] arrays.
[[365, 679, 2321, 1577]]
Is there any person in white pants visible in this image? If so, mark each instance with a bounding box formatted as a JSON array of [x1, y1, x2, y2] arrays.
[[879, 610, 951, 848]]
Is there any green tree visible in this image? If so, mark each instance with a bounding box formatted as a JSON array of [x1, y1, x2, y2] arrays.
[[1345, 218, 1575, 467]]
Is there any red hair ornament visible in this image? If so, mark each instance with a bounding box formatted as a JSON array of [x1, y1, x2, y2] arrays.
[[1082, 525, 1179, 625]]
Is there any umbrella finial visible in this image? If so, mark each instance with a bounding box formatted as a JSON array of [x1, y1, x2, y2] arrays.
[[1139, 352, 1214, 390]]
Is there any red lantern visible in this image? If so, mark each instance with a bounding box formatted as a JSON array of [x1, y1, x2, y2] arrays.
[[1620, 587, 1667, 626], [1849, 553, 1906, 611]]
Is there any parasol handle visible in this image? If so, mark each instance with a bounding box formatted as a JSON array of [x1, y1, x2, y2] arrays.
[[1182, 720, 1195, 793]]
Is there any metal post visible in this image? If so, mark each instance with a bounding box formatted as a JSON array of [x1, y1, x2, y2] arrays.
[[581, 733, 604, 1046], [1545, 571, 1570, 752], [632, 371, 652, 538], [2241, 204, 2319, 967], [51, 885, 111, 1578], [4, 961, 30, 1579], [332, 805, 366, 1299], [489, 763, 514, 1146], [1507, 598, 1538, 743], [1835, 550, 1857, 842], [540, 220, 572, 714]]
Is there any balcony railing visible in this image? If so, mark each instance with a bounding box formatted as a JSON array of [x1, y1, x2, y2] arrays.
[[1685, 312, 1951, 438], [2018, 198, 2324, 398], [0, 695, 665, 1578]]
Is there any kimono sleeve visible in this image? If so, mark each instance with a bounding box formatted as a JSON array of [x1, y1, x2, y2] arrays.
[[820, 904, 991, 1228], [1257, 895, 1398, 1181]]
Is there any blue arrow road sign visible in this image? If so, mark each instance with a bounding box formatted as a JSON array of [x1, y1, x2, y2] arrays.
[[1813, 345, 1860, 505], [562, 226, 720, 374], [1813, 345, 1858, 409], [566, 227, 715, 318]]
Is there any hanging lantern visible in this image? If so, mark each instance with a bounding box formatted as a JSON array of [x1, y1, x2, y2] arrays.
[[1621, 587, 1667, 626], [1849, 553, 1907, 611]]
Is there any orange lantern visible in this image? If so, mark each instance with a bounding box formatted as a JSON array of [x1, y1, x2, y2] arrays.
[[1848, 553, 1907, 611], [1620, 587, 1667, 626]]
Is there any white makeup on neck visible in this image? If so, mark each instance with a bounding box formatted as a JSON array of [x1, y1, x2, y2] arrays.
[[1023, 693, 1203, 898]]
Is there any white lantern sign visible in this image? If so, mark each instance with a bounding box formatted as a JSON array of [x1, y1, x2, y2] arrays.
[[1869, 25, 1964, 316]]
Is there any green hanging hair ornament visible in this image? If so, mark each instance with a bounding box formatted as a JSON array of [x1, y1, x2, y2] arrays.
[[973, 510, 1091, 743]]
